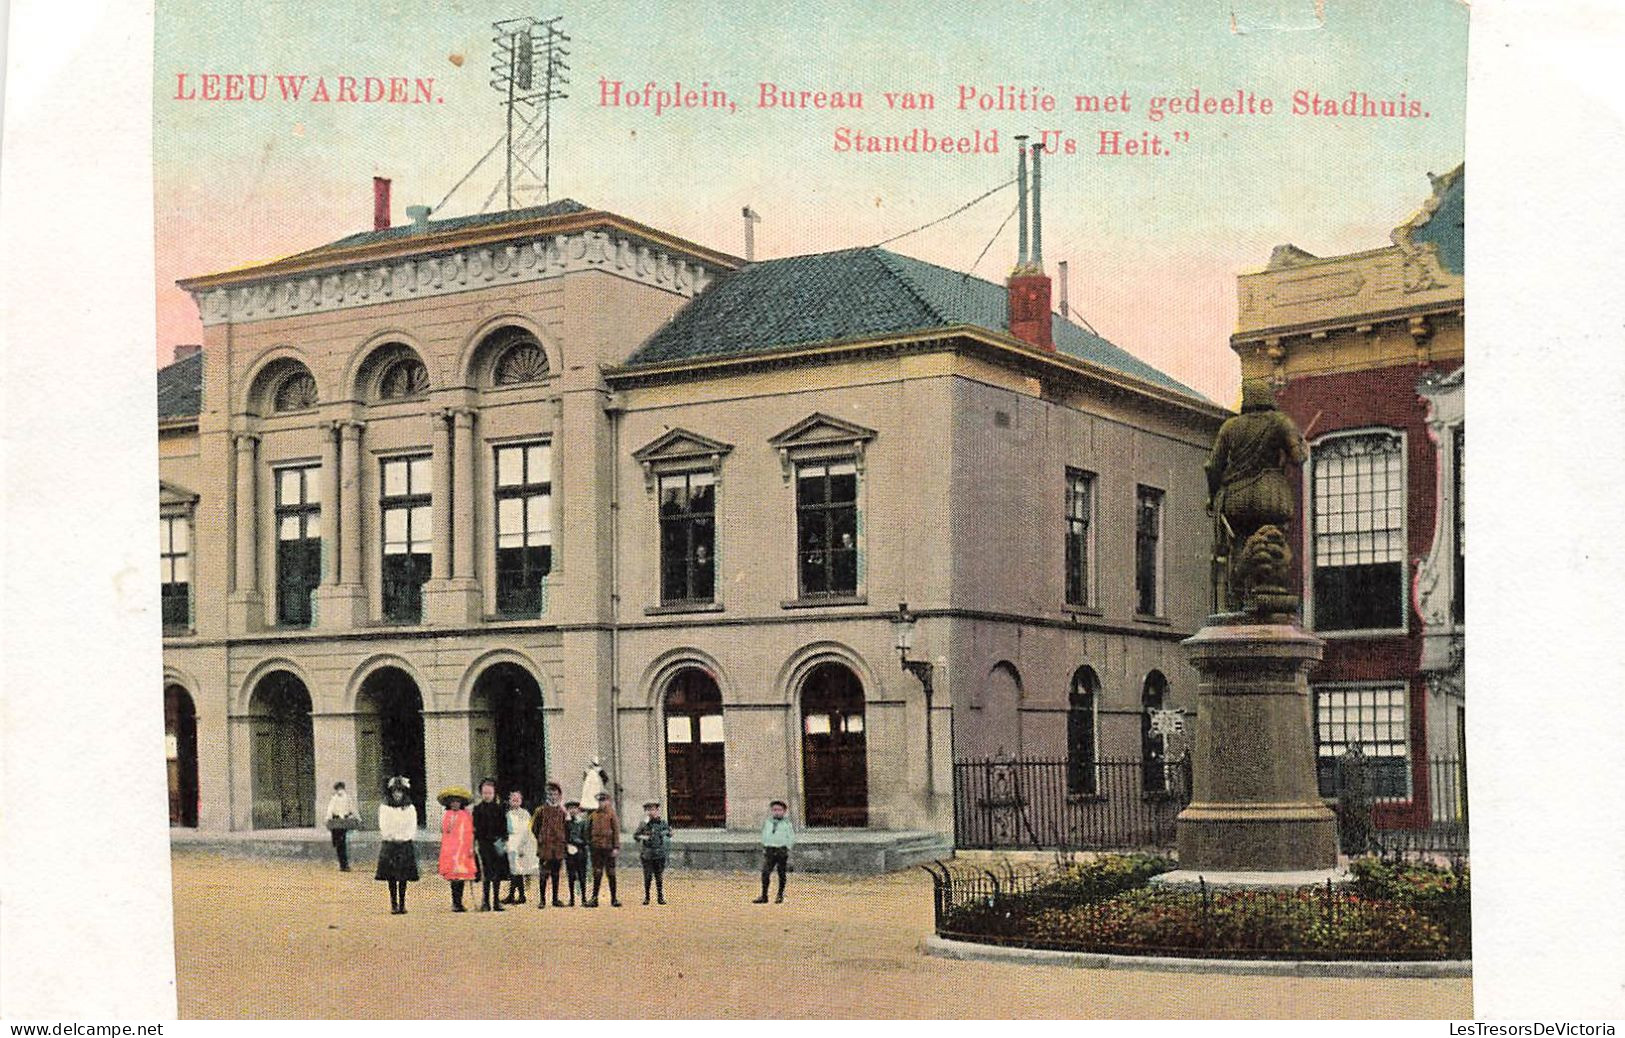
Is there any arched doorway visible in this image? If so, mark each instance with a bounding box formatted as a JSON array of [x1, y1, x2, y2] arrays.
[[469, 663, 546, 807], [247, 671, 315, 828], [987, 661, 1024, 758], [800, 661, 868, 827], [164, 685, 199, 827], [663, 668, 726, 828], [356, 667, 427, 826]]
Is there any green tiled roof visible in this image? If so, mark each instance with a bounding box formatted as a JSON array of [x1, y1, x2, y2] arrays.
[[625, 246, 1204, 400], [157, 351, 203, 419], [297, 198, 590, 256], [1412, 169, 1463, 276]]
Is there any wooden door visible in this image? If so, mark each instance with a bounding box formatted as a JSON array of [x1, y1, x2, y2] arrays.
[[355, 720, 381, 828], [801, 664, 868, 827], [251, 713, 313, 828], [276, 713, 315, 827], [664, 670, 726, 827], [164, 686, 198, 827]]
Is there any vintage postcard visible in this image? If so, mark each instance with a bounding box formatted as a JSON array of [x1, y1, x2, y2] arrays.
[[6, 0, 1624, 1025]]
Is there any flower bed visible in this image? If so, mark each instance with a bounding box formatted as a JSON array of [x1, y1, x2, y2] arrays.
[[934, 854, 1470, 961]]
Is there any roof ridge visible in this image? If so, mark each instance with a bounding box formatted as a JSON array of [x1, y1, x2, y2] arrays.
[[868, 248, 953, 325]]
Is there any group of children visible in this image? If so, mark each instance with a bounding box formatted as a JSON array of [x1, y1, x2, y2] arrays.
[[369, 776, 794, 914]]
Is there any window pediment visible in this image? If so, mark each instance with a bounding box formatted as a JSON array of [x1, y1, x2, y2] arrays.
[[160, 480, 200, 508], [631, 427, 733, 491], [768, 412, 877, 482]]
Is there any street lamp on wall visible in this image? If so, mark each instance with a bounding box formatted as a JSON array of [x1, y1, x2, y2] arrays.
[[893, 602, 936, 793]]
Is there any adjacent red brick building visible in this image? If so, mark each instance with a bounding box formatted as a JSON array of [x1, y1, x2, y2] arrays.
[[1231, 167, 1465, 830]]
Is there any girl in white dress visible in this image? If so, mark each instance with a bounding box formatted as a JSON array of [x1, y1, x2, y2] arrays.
[[374, 776, 420, 915], [503, 789, 540, 904]]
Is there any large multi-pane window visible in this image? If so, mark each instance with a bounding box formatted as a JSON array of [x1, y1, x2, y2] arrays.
[[659, 470, 716, 604], [1311, 431, 1405, 631], [1452, 427, 1464, 624], [160, 514, 191, 630], [1134, 486, 1164, 616], [493, 443, 552, 616], [1064, 469, 1095, 607], [1314, 684, 1411, 799], [1066, 667, 1100, 796], [796, 460, 859, 597], [380, 456, 431, 623], [274, 466, 321, 626]]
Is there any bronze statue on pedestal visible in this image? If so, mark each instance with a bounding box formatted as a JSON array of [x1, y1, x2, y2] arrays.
[[1205, 379, 1308, 617]]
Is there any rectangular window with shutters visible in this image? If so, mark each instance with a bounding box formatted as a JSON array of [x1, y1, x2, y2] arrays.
[[659, 470, 716, 604], [796, 460, 859, 597], [275, 465, 321, 627], [160, 514, 191, 630], [1314, 684, 1412, 800], [1064, 469, 1096, 607], [1134, 486, 1164, 617], [1310, 431, 1406, 632], [494, 442, 552, 616], [380, 455, 431, 623]]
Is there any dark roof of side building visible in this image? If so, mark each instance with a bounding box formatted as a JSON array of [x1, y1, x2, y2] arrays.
[[625, 246, 1204, 400], [157, 350, 203, 420], [1411, 167, 1463, 276]]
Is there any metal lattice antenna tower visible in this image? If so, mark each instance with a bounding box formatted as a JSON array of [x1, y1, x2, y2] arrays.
[[489, 15, 570, 211]]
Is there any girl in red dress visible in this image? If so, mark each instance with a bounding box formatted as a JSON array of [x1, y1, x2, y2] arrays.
[[436, 786, 477, 912]]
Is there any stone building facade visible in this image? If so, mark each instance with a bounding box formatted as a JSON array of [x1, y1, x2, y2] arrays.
[[159, 192, 1226, 838], [1230, 166, 1465, 829]]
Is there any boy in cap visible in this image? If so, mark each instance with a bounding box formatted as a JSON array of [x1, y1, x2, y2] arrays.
[[632, 800, 673, 905], [562, 799, 591, 906], [587, 791, 621, 907], [530, 781, 568, 908], [753, 799, 795, 903]]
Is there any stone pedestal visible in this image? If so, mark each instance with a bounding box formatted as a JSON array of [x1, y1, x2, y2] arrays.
[[226, 591, 264, 634], [312, 584, 368, 630], [1157, 619, 1338, 886], [423, 579, 482, 626]]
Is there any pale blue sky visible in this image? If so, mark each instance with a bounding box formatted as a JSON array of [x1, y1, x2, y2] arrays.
[[155, 0, 1467, 400]]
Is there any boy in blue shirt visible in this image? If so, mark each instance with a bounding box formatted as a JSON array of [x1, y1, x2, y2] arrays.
[[753, 799, 795, 903]]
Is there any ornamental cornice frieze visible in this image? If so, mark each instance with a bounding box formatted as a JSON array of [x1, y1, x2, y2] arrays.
[[191, 229, 721, 327]]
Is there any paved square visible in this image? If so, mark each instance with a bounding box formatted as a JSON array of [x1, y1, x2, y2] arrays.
[[171, 853, 1472, 1018]]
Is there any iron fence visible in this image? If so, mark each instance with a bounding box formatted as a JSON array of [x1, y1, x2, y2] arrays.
[[921, 858, 1472, 961], [952, 753, 1470, 859], [953, 756, 1191, 852], [1334, 754, 1470, 859]]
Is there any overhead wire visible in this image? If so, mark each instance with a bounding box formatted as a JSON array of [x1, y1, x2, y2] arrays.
[[964, 202, 1020, 280], [873, 177, 1016, 247]]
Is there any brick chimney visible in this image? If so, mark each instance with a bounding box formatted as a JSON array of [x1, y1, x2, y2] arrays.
[[172, 343, 202, 362], [373, 176, 391, 231], [1007, 140, 1053, 350]]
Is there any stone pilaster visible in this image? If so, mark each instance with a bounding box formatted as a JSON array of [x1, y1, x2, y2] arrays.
[[425, 407, 482, 624], [314, 420, 368, 628], [227, 432, 263, 632]]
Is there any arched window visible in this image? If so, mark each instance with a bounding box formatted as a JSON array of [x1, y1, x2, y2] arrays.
[[492, 334, 550, 385], [1141, 670, 1169, 794], [378, 357, 429, 400], [1067, 667, 1099, 796], [272, 370, 318, 412]]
